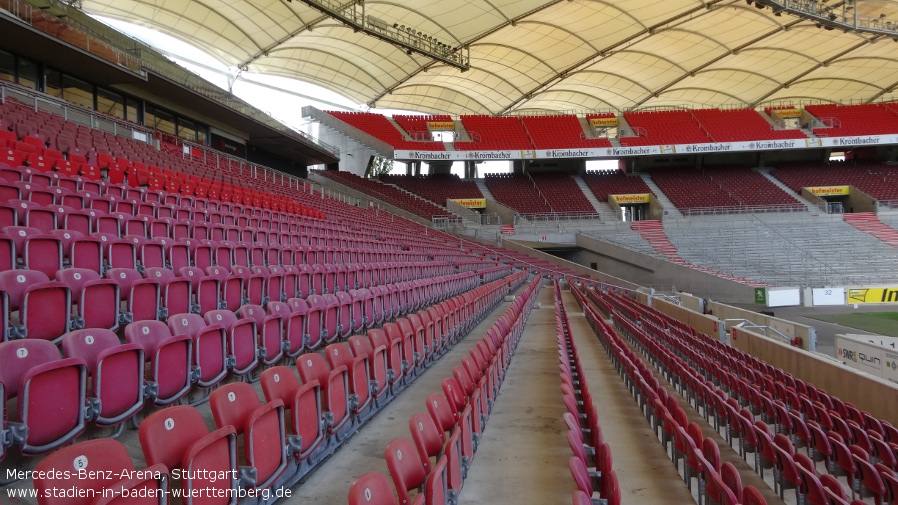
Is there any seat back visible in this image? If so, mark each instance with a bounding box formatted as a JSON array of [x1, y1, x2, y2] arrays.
[[348, 472, 399, 505], [409, 411, 443, 473], [210, 381, 262, 434], [385, 438, 427, 505], [33, 439, 142, 505]]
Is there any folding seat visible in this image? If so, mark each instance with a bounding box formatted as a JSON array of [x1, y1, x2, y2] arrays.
[[0, 339, 89, 455], [396, 317, 427, 375], [326, 342, 373, 420], [385, 437, 428, 505], [348, 333, 390, 406], [209, 383, 289, 492], [124, 320, 193, 406], [143, 267, 192, 318], [168, 240, 192, 271], [57, 267, 122, 332], [297, 351, 352, 439], [238, 303, 287, 365], [348, 472, 400, 505], [23, 232, 64, 279], [0, 203, 17, 230], [179, 266, 221, 315], [304, 294, 328, 349], [204, 265, 243, 311], [851, 447, 886, 504], [33, 439, 168, 505], [61, 328, 145, 432], [139, 406, 244, 501], [106, 268, 162, 323], [259, 366, 325, 464], [3, 225, 39, 266], [203, 310, 258, 377], [310, 263, 325, 295], [407, 313, 431, 363], [384, 322, 413, 381], [168, 311, 228, 389], [192, 240, 214, 270], [0, 269, 72, 342], [297, 264, 313, 299], [93, 232, 137, 271]]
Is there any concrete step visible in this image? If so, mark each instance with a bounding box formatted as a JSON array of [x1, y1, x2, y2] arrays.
[[757, 168, 820, 215], [573, 175, 617, 221]]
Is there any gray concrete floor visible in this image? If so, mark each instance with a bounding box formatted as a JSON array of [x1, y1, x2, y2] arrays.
[[460, 288, 573, 505], [564, 291, 698, 505], [284, 289, 547, 504]]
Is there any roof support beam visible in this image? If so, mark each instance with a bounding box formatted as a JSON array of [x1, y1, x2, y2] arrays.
[[293, 0, 470, 70]]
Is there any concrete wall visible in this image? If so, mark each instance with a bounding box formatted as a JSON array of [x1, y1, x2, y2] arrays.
[[731, 326, 898, 426], [502, 239, 640, 289], [708, 301, 814, 351], [846, 186, 878, 214], [574, 233, 756, 303], [485, 199, 517, 225], [445, 200, 481, 222]]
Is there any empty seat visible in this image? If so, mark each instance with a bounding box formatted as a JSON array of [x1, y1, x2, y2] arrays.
[[259, 366, 326, 464], [0, 339, 90, 455], [33, 439, 168, 505], [167, 312, 228, 389], [123, 320, 193, 406], [61, 328, 145, 431], [139, 405, 244, 501], [209, 382, 289, 491], [0, 269, 72, 342]]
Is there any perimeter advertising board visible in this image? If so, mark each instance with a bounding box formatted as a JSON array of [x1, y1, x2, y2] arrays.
[[835, 334, 898, 385], [847, 287, 898, 304]]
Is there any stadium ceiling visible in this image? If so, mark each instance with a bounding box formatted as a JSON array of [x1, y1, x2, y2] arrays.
[[81, 0, 898, 116]]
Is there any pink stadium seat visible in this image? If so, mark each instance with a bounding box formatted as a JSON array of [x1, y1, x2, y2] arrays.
[[123, 320, 193, 406], [33, 439, 167, 505], [61, 328, 145, 430], [0, 339, 89, 455]]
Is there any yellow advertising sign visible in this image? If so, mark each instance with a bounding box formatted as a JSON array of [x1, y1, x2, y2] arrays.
[[847, 288, 898, 304], [806, 186, 849, 196], [590, 117, 619, 127], [449, 198, 486, 209], [427, 121, 455, 131], [773, 108, 802, 118], [610, 193, 651, 204]]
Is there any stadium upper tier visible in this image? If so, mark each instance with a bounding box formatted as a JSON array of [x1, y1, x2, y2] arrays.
[[325, 106, 853, 152], [806, 103, 898, 137]]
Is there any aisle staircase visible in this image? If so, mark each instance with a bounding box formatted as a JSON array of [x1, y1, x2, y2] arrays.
[[844, 212, 898, 248]]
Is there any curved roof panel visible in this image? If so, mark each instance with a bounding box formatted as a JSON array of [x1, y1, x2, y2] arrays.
[[83, 0, 898, 115]]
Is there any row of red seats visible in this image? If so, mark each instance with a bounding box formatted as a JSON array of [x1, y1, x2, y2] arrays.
[[0, 268, 519, 466], [772, 162, 898, 202], [315, 170, 455, 220], [483, 173, 553, 214], [806, 104, 898, 137], [582, 170, 653, 202], [379, 174, 483, 208], [530, 172, 596, 214], [7, 272, 527, 503], [348, 273, 539, 505], [569, 284, 771, 505], [520, 115, 612, 149], [593, 287, 897, 505], [554, 281, 620, 505], [327, 111, 446, 151]]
